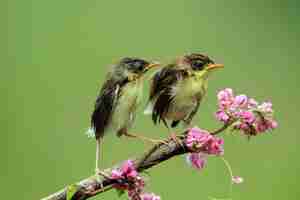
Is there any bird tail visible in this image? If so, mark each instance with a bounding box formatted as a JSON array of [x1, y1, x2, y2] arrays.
[[143, 102, 153, 115]]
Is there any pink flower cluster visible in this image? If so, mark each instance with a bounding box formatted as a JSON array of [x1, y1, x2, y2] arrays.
[[185, 127, 224, 170], [216, 88, 278, 136], [186, 153, 207, 170], [186, 127, 224, 155], [140, 193, 161, 200], [111, 160, 161, 200]]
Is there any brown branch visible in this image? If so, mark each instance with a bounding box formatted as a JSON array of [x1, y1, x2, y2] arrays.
[[41, 126, 226, 200]]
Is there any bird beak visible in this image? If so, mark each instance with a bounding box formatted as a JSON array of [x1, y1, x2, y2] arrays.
[[146, 62, 160, 69], [206, 63, 224, 71]]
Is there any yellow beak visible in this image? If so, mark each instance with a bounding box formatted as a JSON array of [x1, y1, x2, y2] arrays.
[[146, 62, 160, 69], [207, 63, 224, 71]]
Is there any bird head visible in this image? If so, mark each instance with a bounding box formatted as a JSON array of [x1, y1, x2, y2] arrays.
[[119, 57, 160, 81], [179, 53, 224, 78]]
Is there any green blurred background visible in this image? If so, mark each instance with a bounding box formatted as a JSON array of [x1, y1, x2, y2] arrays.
[[2, 0, 300, 199]]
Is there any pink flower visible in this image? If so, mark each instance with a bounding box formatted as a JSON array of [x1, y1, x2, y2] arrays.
[[215, 110, 230, 123], [111, 160, 142, 192], [248, 98, 258, 108], [270, 120, 278, 129], [121, 160, 137, 178], [186, 153, 207, 170], [140, 193, 161, 200], [255, 119, 278, 133], [185, 127, 224, 156], [111, 169, 123, 179], [258, 102, 273, 113], [217, 88, 234, 109], [111, 160, 161, 200], [205, 137, 224, 156], [232, 176, 244, 184], [233, 95, 248, 107], [215, 88, 277, 137], [217, 88, 234, 101], [186, 127, 212, 151], [240, 111, 255, 124]]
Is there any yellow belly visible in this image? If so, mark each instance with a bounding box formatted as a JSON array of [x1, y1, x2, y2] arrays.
[[110, 80, 143, 132], [166, 75, 208, 120]]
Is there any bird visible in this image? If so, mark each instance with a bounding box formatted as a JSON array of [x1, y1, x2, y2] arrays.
[[90, 57, 160, 174], [144, 53, 224, 130]]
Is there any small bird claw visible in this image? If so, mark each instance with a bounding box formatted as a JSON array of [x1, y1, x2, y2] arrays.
[[95, 169, 110, 179], [168, 133, 185, 149], [147, 138, 169, 146], [124, 133, 168, 146]]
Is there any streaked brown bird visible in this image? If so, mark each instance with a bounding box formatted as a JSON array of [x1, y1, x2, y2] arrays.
[[90, 57, 160, 173], [144, 53, 224, 129]]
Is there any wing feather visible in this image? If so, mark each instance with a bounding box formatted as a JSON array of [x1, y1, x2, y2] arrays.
[[91, 77, 128, 139], [150, 65, 185, 126]]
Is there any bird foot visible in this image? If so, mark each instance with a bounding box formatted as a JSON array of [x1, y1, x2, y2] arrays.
[[145, 138, 169, 145], [95, 168, 110, 179], [168, 133, 185, 148], [124, 133, 168, 145]]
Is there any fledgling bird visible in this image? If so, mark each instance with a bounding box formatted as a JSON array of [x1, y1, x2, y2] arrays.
[[90, 57, 160, 173], [144, 53, 224, 129]]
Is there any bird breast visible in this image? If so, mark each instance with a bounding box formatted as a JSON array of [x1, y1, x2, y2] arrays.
[[167, 75, 208, 120], [110, 79, 143, 131]]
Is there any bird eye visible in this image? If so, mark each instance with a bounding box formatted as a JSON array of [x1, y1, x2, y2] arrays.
[[133, 61, 144, 71], [192, 60, 204, 70], [138, 64, 144, 71], [128, 61, 144, 72]]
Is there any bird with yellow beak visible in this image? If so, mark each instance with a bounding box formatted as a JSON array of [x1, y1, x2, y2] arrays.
[[90, 57, 160, 174], [144, 53, 224, 129]]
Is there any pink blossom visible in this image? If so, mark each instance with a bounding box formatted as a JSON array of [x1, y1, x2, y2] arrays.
[[258, 102, 273, 113], [240, 111, 255, 124], [205, 137, 224, 156], [111, 169, 123, 179], [217, 88, 234, 109], [255, 119, 278, 133], [185, 127, 224, 155], [215, 88, 278, 137], [232, 176, 244, 184], [215, 110, 230, 123], [111, 160, 161, 200], [217, 88, 234, 101], [111, 160, 142, 192], [186, 127, 212, 151], [270, 120, 278, 129], [234, 122, 250, 132], [121, 160, 137, 178], [140, 193, 161, 200], [186, 153, 207, 170], [248, 98, 258, 108], [233, 95, 248, 107]]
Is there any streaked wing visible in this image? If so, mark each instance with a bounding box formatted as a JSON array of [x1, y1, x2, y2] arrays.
[[91, 77, 128, 139], [150, 64, 185, 125]]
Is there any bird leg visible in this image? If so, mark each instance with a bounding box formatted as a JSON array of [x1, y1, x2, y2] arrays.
[[123, 132, 168, 145], [95, 138, 108, 176], [95, 138, 101, 174], [165, 125, 185, 149], [167, 132, 185, 149]]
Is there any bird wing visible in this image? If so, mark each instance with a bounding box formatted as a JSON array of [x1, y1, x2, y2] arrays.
[[91, 77, 128, 139], [150, 64, 186, 126]]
